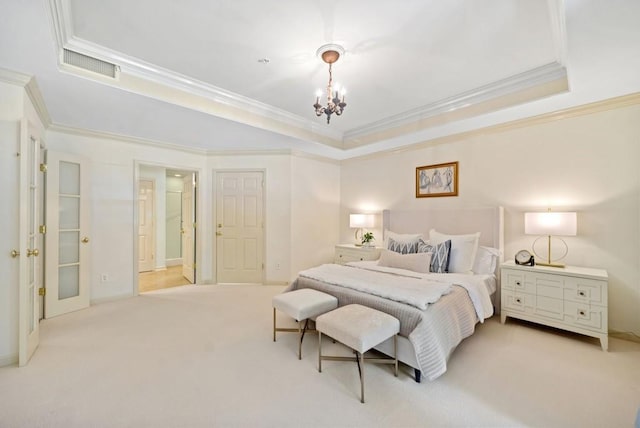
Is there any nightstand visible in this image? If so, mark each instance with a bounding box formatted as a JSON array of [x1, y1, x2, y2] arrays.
[[500, 260, 608, 350], [334, 244, 381, 265]]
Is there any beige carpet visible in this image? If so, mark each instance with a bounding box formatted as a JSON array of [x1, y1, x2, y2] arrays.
[[1, 284, 639, 428]]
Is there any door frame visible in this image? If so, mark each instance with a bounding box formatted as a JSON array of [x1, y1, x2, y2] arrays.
[[132, 161, 202, 296], [212, 168, 266, 285]]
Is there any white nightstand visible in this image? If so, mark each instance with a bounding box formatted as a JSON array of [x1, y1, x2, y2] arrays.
[[334, 244, 381, 265], [500, 260, 608, 350]]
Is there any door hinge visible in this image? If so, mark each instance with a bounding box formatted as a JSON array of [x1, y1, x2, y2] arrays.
[[193, 262, 197, 269], [39, 224, 46, 234], [39, 163, 47, 172], [193, 222, 197, 229], [38, 287, 46, 296], [262, 263, 265, 270]]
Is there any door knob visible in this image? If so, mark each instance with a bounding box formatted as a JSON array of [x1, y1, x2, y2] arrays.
[[11, 249, 20, 258], [81, 237, 90, 243], [26, 249, 39, 257]]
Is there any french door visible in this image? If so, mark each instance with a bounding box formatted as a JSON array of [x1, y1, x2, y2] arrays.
[[44, 151, 90, 318]]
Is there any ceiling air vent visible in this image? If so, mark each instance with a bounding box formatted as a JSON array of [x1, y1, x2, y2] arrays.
[[62, 49, 118, 79]]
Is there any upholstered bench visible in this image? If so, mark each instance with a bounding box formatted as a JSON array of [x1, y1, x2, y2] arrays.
[[316, 304, 400, 403], [272, 289, 338, 359]]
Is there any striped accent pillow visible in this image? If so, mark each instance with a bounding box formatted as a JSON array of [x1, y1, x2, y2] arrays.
[[417, 239, 451, 273], [387, 237, 420, 254]]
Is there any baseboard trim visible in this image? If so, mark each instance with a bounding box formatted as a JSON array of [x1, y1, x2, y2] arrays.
[[609, 330, 640, 344], [166, 258, 182, 267], [0, 353, 18, 367], [91, 292, 135, 305]]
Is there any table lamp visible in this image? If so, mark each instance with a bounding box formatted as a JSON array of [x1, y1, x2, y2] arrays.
[[349, 214, 375, 246], [525, 210, 577, 268]]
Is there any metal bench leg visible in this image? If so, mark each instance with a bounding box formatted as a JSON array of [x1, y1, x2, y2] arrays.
[[359, 351, 365, 403], [318, 331, 322, 372]]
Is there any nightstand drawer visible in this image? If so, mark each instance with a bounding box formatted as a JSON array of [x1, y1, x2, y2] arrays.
[[564, 301, 606, 331], [334, 245, 381, 265], [563, 277, 607, 305]]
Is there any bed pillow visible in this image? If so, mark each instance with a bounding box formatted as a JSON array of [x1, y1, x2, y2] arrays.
[[417, 239, 451, 273], [429, 229, 480, 274], [387, 237, 420, 254], [472, 246, 500, 275], [384, 230, 423, 254], [378, 249, 432, 273]]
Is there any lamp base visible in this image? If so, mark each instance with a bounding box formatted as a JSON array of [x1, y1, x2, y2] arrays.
[[535, 261, 565, 268]]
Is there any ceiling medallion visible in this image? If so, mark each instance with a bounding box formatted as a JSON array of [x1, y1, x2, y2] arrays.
[[313, 44, 347, 124]]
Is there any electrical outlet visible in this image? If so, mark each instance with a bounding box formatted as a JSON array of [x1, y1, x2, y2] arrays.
[[101, 273, 108, 282], [275, 263, 281, 270]]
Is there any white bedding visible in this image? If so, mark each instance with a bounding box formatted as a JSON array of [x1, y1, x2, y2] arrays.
[[298, 264, 452, 310], [345, 261, 495, 322]]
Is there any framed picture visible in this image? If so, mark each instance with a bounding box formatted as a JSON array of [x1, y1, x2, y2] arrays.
[[416, 161, 458, 198]]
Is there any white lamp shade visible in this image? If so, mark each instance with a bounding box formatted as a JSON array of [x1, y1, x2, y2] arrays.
[[525, 212, 577, 236], [349, 213, 375, 228]]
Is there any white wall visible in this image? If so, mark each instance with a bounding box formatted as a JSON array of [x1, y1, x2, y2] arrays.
[[290, 155, 341, 278], [45, 132, 209, 300], [340, 102, 640, 335]]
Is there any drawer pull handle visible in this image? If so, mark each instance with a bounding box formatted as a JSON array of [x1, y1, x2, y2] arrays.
[[339, 255, 343, 258], [515, 281, 521, 286], [578, 291, 586, 297], [579, 310, 586, 316], [360, 257, 364, 260], [515, 298, 522, 304]]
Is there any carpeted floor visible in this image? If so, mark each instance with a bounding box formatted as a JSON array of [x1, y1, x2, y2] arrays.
[[1, 284, 638, 427]]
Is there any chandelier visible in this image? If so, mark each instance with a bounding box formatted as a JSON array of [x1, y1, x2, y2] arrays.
[[313, 44, 347, 124]]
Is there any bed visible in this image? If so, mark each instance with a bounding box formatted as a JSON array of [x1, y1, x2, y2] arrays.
[[285, 207, 504, 382]]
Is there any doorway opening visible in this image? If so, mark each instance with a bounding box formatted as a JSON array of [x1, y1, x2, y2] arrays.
[[136, 165, 198, 293]]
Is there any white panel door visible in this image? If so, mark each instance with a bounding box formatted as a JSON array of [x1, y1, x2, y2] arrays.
[[45, 151, 90, 319], [181, 174, 195, 283], [216, 171, 264, 284], [138, 179, 155, 273]]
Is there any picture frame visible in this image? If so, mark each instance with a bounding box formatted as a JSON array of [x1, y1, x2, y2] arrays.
[[416, 161, 458, 198]]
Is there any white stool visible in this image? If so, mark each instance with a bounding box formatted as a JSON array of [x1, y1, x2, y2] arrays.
[[316, 304, 400, 403], [272, 289, 338, 359]]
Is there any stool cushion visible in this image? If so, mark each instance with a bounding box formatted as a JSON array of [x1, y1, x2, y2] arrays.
[[316, 304, 400, 354], [272, 289, 338, 321]]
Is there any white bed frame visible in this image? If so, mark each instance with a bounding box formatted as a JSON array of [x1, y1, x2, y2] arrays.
[[375, 206, 504, 382]]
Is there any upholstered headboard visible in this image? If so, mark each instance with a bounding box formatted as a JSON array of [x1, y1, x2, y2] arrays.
[[382, 206, 504, 258]]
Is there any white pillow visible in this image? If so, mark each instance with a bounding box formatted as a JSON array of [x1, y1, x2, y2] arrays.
[[383, 230, 423, 250], [429, 229, 480, 274], [472, 246, 500, 275], [377, 249, 432, 273]]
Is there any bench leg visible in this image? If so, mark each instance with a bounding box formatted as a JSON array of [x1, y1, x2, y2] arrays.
[[318, 331, 322, 373], [273, 308, 276, 342], [359, 351, 365, 403]]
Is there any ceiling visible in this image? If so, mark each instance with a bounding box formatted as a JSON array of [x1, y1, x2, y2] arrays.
[[1, 1, 639, 159]]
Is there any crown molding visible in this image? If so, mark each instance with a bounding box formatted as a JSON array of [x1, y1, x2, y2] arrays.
[[0, 67, 31, 86], [341, 92, 640, 163], [47, 123, 208, 155], [25, 78, 52, 127], [0, 68, 52, 127], [344, 62, 567, 143]]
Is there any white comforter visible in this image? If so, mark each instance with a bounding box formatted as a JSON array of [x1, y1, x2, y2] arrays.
[[298, 263, 452, 310], [299, 262, 494, 322]]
